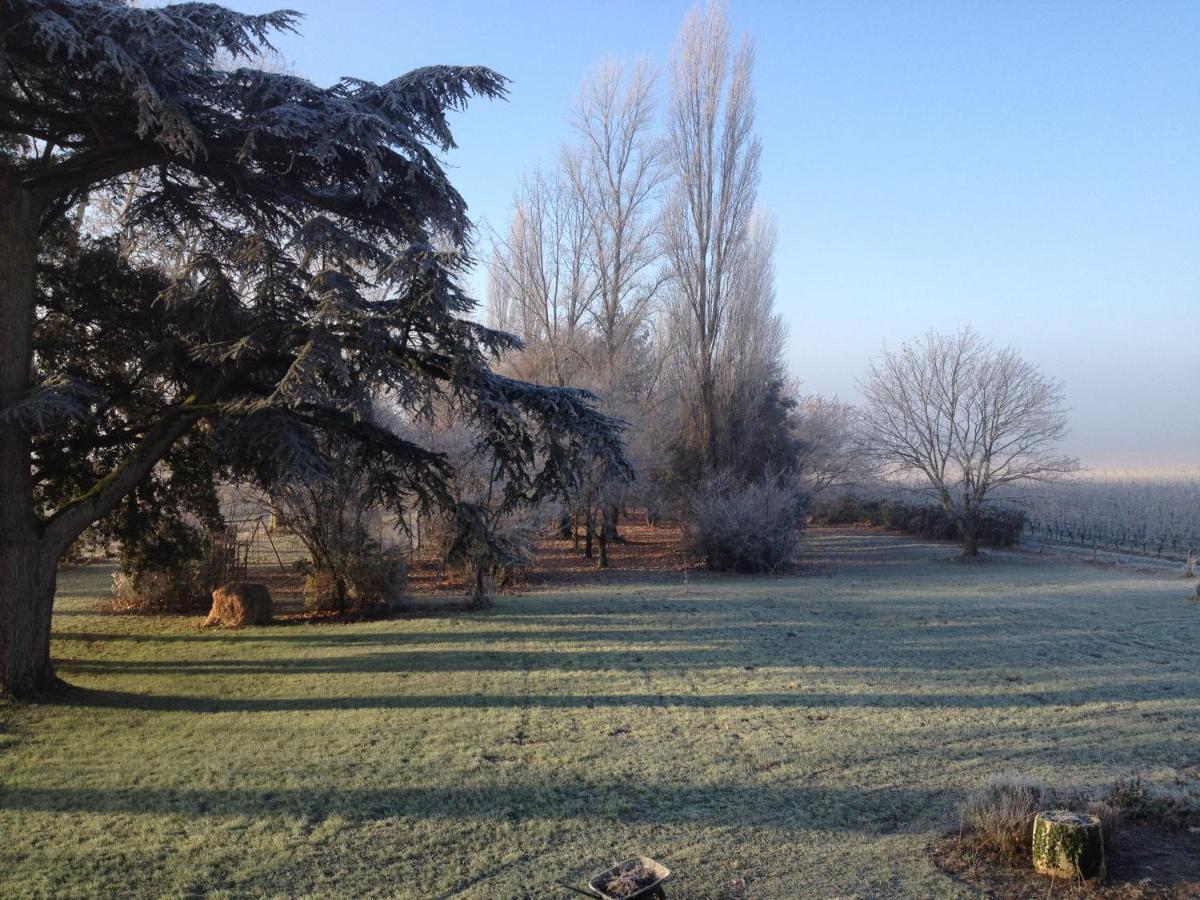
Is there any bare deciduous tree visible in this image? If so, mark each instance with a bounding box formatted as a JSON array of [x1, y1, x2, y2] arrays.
[[489, 2, 795, 559], [491, 59, 673, 560], [793, 394, 870, 497], [488, 168, 596, 387], [661, 1, 761, 470], [860, 327, 1078, 556], [566, 58, 666, 379]]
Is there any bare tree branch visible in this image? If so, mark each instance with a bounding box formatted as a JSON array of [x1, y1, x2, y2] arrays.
[[859, 327, 1078, 555]]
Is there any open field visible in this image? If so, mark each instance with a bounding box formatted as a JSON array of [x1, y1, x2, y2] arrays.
[[2, 528, 1198, 898]]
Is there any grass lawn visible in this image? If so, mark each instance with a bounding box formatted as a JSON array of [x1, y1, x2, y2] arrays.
[[1, 528, 1197, 898]]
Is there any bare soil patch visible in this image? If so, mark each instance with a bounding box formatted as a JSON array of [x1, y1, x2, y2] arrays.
[[930, 825, 1200, 898], [405, 518, 693, 595], [225, 519, 691, 618], [183, 516, 799, 620]]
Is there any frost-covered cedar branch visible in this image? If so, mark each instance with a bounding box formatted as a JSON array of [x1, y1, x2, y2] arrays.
[[0, 0, 630, 697]]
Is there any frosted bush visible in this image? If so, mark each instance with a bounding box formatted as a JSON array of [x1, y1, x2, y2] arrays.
[[684, 471, 806, 573], [959, 774, 1047, 860]]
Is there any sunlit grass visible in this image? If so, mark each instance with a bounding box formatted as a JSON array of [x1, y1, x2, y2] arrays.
[[2, 530, 1197, 898]]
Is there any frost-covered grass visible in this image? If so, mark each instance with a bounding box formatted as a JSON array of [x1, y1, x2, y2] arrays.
[[1, 529, 1197, 898]]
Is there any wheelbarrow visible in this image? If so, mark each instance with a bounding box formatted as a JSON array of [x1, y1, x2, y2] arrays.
[[557, 856, 671, 899]]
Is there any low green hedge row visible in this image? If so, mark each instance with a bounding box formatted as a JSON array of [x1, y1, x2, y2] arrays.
[[811, 496, 1026, 548]]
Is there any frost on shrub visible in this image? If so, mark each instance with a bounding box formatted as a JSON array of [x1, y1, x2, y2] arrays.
[[810, 494, 1026, 548], [960, 774, 1145, 863], [959, 774, 1047, 860], [684, 471, 807, 573], [1105, 775, 1197, 830]]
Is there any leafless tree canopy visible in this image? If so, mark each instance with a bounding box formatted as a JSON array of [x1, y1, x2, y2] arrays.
[[486, 54, 677, 566], [860, 327, 1078, 554], [793, 394, 871, 497], [488, 168, 595, 387], [567, 58, 667, 377]]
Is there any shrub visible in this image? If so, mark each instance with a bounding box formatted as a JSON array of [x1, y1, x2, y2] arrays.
[[959, 774, 1047, 860], [811, 496, 1026, 548], [302, 550, 407, 616], [110, 530, 238, 614], [347, 552, 408, 607], [1105, 775, 1196, 830], [813, 494, 887, 526], [684, 471, 807, 573], [301, 570, 338, 612], [1106, 774, 1151, 812], [111, 562, 208, 614], [960, 772, 1200, 864], [974, 508, 1027, 548]]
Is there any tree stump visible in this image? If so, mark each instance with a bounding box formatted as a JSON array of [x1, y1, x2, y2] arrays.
[[1032, 810, 1105, 880], [203, 582, 273, 628]]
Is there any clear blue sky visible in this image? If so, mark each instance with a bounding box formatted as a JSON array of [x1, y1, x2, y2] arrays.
[[228, 0, 1199, 473]]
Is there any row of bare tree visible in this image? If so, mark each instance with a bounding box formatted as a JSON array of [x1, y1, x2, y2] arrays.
[[485, 5, 858, 564], [486, 4, 1081, 564]]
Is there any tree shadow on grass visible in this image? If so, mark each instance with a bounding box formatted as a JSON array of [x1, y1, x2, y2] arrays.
[[0, 780, 957, 833], [47, 677, 1199, 714], [49, 619, 1200, 678]]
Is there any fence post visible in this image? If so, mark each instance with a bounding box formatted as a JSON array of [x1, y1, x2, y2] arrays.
[[261, 517, 287, 571]]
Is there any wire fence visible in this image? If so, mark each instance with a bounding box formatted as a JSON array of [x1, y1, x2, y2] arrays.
[[1023, 519, 1196, 563], [225, 514, 418, 572]]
